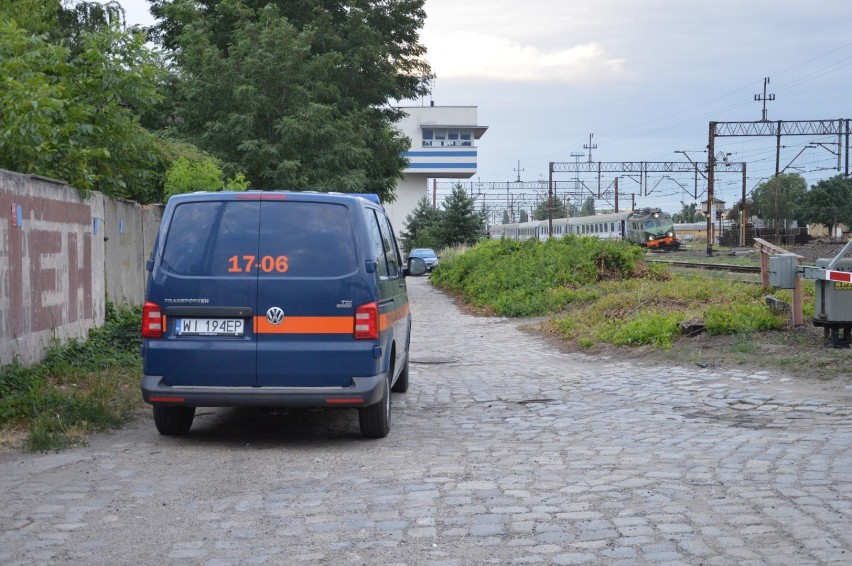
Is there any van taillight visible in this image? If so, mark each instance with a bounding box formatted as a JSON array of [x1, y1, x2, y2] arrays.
[[354, 302, 378, 340], [142, 301, 164, 338]]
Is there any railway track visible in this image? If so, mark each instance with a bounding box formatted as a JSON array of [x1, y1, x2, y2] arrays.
[[646, 260, 761, 274]]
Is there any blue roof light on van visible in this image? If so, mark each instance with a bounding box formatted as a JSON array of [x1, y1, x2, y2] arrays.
[[324, 192, 381, 204], [356, 194, 381, 204]]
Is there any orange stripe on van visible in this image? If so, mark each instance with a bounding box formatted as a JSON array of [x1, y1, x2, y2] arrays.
[[255, 316, 354, 334], [255, 303, 410, 335]]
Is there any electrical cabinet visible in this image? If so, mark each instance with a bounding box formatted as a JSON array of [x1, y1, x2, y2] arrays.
[[814, 258, 852, 323], [769, 253, 798, 289]]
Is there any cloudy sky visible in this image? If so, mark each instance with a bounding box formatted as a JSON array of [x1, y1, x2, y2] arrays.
[[117, 0, 852, 214]]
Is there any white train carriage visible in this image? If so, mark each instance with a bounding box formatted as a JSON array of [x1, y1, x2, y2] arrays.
[[489, 208, 679, 249], [492, 212, 628, 242]]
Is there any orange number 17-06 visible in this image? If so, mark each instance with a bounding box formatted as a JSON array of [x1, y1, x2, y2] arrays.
[[228, 255, 288, 273]]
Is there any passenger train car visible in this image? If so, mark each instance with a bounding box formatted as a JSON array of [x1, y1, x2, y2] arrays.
[[490, 208, 680, 250]]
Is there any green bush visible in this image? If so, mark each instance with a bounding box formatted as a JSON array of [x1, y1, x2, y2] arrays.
[[431, 236, 646, 317], [0, 303, 143, 451], [602, 311, 683, 349], [704, 303, 785, 334]]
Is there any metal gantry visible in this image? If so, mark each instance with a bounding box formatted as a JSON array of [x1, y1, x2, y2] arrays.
[[432, 118, 851, 245], [547, 160, 746, 238], [706, 118, 852, 255]]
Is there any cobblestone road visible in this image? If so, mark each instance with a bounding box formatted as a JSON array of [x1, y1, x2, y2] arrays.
[[1, 276, 851, 565]]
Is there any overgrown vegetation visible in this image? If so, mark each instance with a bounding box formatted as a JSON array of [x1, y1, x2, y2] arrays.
[[432, 236, 791, 350], [431, 236, 665, 317], [0, 303, 143, 451]]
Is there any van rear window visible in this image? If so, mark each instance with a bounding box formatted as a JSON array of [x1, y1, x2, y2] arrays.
[[161, 201, 259, 276], [160, 200, 357, 277], [259, 201, 356, 277]]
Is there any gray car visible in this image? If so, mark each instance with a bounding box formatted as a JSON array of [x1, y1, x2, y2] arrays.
[[408, 248, 439, 271]]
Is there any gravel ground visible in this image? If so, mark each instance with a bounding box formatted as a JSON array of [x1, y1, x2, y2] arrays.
[[787, 241, 850, 263], [675, 240, 849, 264], [1, 276, 850, 565]]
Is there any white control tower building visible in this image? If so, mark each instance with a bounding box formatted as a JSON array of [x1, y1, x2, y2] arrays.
[[384, 105, 487, 239]]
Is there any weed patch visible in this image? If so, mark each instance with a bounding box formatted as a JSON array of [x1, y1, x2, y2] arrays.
[[704, 303, 785, 334], [433, 240, 817, 356], [0, 303, 143, 451], [431, 236, 649, 317], [602, 311, 683, 349]]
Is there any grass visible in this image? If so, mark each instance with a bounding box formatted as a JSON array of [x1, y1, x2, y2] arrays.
[[433, 236, 802, 351], [0, 303, 143, 452], [431, 236, 665, 317]]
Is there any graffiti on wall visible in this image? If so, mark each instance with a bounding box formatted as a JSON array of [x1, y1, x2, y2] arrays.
[[2, 194, 93, 336]]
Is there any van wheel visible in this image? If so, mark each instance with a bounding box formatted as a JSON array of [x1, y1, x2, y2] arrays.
[[359, 377, 391, 438], [391, 356, 409, 393], [152, 405, 195, 436]]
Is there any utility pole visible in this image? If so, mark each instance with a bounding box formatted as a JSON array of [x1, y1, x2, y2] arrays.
[[584, 134, 597, 163], [506, 182, 510, 221], [548, 163, 554, 237], [754, 77, 775, 122], [614, 177, 619, 213], [514, 160, 524, 182], [741, 162, 747, 247], [706, 122, 716, 257]]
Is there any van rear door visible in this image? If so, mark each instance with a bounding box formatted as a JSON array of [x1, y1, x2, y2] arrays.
[[255, 198, 373, 387], [146, 197, 259, 388]]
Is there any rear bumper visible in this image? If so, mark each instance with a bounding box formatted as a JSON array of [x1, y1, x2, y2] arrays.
[[141, 373, 387, 408]]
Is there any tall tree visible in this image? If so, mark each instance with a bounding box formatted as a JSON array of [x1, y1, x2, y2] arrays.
[[0, 20, 166, 199], [519, 209, 529, 223], [501, 210, 510, 224], [723, 197, 755, 222], [801, 175, 852, 237], [0, 0, 61, 35], [567, 200, 580, 217], [149, 0, 433, 199], [580, 196, 596, 216], [532, 197, 567, 221], [54, 0, 127, 55], [400, 196, 442, 252], [673, 201, 703, 223], [437, 184, 486, 247], [751, 173, 808, 228]]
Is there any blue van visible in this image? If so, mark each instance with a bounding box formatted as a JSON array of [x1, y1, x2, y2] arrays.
[[141, 191, 426, 438]]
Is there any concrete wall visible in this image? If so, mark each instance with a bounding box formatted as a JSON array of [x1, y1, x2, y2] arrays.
[[1, 169, 164, 368], [102, 199, 163, 306]]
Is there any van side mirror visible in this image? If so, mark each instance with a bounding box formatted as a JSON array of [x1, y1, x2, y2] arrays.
[[406, 256, 427, 276]]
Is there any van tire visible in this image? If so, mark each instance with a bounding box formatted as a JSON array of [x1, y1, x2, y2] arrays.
[[359, 377, 391, 438], [153, 405, 195, 436], [392, 356, 409, 393]]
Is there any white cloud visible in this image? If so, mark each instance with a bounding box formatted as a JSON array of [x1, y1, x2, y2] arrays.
[[423, 30, 628, 83]]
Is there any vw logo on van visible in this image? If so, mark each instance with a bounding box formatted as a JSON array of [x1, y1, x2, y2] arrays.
[[266, 306, 285, 325]]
